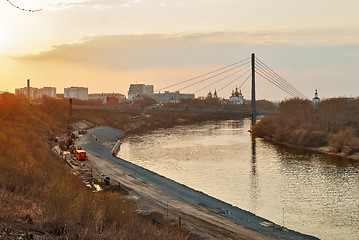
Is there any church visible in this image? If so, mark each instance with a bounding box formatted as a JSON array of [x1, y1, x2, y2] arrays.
[[229, 87, 245, 104], [312, 89, 320, 105], [207, 89, 218, 99]]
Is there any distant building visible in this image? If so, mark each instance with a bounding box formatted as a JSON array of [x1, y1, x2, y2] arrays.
[[64, 87, 88, 100], [229, 87, 245, 104], [42, 87, 57, 98], [146, 85, 154, 95], [56, 93, 64, 99], [206, 89, 218, 99], [128, 84, 154, 100], [312, 89, 320, 105], [146, 91, 195, 104], [15, 86, 56, 100], [89, 93, 125, 104]]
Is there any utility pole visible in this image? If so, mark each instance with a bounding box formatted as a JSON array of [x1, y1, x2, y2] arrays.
[[68, 98, 73, 131], [251, 53, 256, 127]]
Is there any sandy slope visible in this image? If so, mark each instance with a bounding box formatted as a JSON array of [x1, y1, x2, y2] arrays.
[[77, 126, 319, 240]]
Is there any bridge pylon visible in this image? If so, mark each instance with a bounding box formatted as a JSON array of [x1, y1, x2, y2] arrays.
[[251, 53, 256, 128]]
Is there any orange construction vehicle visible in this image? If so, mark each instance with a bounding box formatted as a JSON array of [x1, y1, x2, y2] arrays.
[[74, 146, 87, 161]]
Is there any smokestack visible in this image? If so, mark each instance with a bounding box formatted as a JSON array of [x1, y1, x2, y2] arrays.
[[27, 79, 30, 100]]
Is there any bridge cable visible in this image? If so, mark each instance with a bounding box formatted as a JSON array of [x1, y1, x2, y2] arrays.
[[192, 65, 251, 94], [255, 57, 300, 94], [255, 58, 304, 98], [256, 69, 297, 98], [255, 57, 306, 98], [217, 69, 252, 93], [177, 61, 250, 91], [256, 61, 305, 98], [255, 64, 299, 97], [156, 58, 250, 92], [256, 70, 297, 98]]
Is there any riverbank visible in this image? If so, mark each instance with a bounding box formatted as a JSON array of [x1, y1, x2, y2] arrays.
[[257, 134, 359, 161], [0, 97, 189, 239], [73, 124, 319, 240], [252, 98, 359, 162]]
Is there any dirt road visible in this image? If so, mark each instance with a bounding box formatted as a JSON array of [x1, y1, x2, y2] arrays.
[[77, 126, 319, 240]]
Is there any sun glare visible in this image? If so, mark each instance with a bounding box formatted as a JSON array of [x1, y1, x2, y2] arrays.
[[0, 34, 9, 53]]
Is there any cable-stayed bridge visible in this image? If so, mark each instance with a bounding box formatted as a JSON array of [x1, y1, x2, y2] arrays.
[[73, 53, 306, 127], [156, 54, 306, 100], [154, 53, 306, 126]]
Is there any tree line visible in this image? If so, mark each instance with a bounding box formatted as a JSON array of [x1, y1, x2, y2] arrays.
[[253, 98, 359, 154]]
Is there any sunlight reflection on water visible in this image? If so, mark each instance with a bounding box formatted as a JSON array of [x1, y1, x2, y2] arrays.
[[117, 119, 359, 240]]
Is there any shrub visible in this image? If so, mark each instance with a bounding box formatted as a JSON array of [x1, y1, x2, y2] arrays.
[[328, 128, 359, 153]]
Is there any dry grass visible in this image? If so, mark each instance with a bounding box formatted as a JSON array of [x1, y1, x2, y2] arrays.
[[0, 94, 186, 239], [0, 94, 275, 238]]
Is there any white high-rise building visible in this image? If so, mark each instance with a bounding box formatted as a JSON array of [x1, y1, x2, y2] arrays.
[[64, 87, 88, 100], [15, 87, 56, 100], [42, 87, 56, 98]]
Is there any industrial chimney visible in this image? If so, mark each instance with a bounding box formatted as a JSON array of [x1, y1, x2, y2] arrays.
[[27, 79, 30, 100]]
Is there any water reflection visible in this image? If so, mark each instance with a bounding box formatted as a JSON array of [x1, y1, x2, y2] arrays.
[[230, 119, 244, 129], [117, 119, 359, 240], [250, 136, 258, 212]]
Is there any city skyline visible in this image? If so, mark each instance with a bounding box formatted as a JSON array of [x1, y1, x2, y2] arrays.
[[1, 0, 359, 100]]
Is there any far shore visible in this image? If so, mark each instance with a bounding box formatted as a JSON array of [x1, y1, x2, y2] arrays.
[[257, 135, 359, 161]]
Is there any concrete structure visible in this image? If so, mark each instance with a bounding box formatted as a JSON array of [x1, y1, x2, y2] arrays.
[[64, 87, 88, 100], [146, 85, 154, 95], [42, 87, 57, 98], [89, 93, 125, 104], [146, 91, 195, 104], [229, 87, 245, 104], [128, 84, 153, 100], [15, 86, 56, 100], [312, 89, 320, 105]]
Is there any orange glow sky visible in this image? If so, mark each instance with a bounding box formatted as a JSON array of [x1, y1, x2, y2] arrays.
[[1, 0, 359, 100]]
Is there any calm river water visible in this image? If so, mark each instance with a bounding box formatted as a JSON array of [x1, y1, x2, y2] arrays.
[[117, 119, 359, 240]]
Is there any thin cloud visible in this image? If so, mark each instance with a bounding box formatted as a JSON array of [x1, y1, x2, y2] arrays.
[[12, 31, 359, 72], [11, 0, 143, 11]]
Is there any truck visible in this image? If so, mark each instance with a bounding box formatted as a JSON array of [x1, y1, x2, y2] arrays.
[[75, 149, 87, 161]]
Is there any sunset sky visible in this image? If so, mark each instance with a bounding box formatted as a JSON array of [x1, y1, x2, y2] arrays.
[[1, 0, 359, 100]]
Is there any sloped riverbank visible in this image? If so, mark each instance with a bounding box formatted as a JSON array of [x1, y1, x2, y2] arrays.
[[76, 125, 319, 240]]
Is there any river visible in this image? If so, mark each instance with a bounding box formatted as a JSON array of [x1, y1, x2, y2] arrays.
[[117, 118, 359, 240]]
